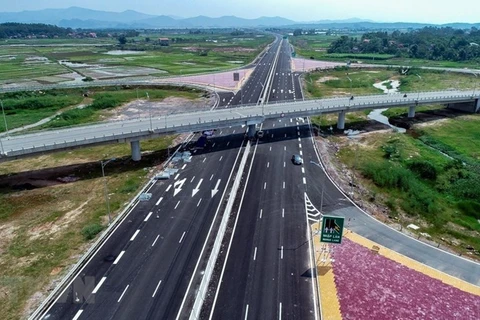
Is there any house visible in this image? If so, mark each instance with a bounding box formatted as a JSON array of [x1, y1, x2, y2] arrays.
[[159, 38, 169, 46]]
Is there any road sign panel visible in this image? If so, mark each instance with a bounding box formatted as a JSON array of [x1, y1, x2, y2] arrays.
[[320, 216, 344, 244]]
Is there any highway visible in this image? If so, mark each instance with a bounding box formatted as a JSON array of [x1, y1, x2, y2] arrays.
[[30, 34, 480, 320], [208, 38, 319, 319], [39, 36, 284, 320]]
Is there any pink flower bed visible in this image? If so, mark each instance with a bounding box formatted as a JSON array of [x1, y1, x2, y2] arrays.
[[331, 238, 480, 319]]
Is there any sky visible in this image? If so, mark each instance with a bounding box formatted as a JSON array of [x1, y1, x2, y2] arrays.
[[2, 0, 479, 24]]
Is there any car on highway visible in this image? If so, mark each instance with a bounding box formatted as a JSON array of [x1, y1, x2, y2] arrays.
[[291, 154, 303, 165], [256, 130, 264, 139]]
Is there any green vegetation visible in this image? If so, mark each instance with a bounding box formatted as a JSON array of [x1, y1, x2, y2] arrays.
[[0, 30, 273, 83], [328, 27, 480, 63], [0, 23, 72, 39], [81, 223, 104, 240], [291, 30, 480, 68], [304, 67, 477, 99], [337, 116, 480, 252], [0, 135, 175, 319], [0, 85, 204, 131]]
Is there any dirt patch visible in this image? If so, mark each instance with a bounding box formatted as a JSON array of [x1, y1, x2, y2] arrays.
[[0, 222, 17, 257], [105, 96, 214, 121], [316, 76, 339, 84], [28, 198, 92, 241]]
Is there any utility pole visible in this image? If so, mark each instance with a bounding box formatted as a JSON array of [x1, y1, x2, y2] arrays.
[[101, 158, 116, 225], [146, 92, 153, 132], [1, 100, 8, 136]]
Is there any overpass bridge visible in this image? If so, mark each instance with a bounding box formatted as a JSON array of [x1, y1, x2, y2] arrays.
[[1, 90, 478, 162]]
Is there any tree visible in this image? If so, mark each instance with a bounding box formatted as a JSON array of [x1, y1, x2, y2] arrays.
[[118, 35, 127, 45], [293, 29, 303, 36]]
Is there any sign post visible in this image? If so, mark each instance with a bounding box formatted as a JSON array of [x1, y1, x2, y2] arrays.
[[320, 216, 345, 244]]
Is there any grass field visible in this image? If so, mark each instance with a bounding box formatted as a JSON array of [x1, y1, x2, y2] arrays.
[[334, 115, 480, 253], [0, 136, 176, 319], [0, 32, 273, 83], [304, 67, 477, 98], [290, 33, 480, 69], [0, 86, 205, 132]]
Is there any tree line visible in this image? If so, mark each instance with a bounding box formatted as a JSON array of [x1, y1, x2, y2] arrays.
[[0, 23, 73, 39], [327, 27, 480, 62]]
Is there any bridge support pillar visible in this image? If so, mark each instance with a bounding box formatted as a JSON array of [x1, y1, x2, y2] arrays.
[[337, 111, 346, 130], [130, 140, 141, 161], [247, 124, 256, 138], [408, 106, 416, 118]]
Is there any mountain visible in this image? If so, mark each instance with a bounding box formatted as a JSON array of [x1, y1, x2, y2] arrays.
[[0, 7, 478, 29], [0, 7, 156, 25]]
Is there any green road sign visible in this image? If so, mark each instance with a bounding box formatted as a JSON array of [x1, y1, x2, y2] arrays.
[[320, 216, 344, 244]]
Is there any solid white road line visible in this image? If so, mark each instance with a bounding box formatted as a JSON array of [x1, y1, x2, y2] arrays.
[[281, 246, 284, 259], [197, 198, 202, 207], [303, 177, 307, 184], [155, 197, 163, 206], [181, 164, 187, 170], [130, 230, 140, 241], [279, 302, 282, 320], [175, 201, 180, 209], [259, 209, 263, 219], [152, 235, 160, 247], [72, 310, 83, 320], [144, 212, 153, 222], [190, 176, 195, 183], [253, 247, 257, 260], [179, 231, 186, 243], [118, 285, 129, 302], [166, 185, 172, 192], [244, 305, 249, 320], [174, 174, 180, 180], [92, 277, 106, 294], [113, 251, 125, 265], [152, 280, 162, 298], [210, 174, 214, 181]]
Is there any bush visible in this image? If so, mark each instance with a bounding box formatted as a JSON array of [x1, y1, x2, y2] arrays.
[[81, 223, 104, 240], [361, 162, 415, 191], [407, 160, 437, 180]]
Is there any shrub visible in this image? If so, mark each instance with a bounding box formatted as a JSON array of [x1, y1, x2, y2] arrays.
[[81, 223, 104, 240], [407, 160, 437, 180]]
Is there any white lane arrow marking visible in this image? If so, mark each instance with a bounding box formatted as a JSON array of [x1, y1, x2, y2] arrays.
[[174, 178, 186, 196], [211, 179, 221, 198], [192, 178, 203, 197]]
